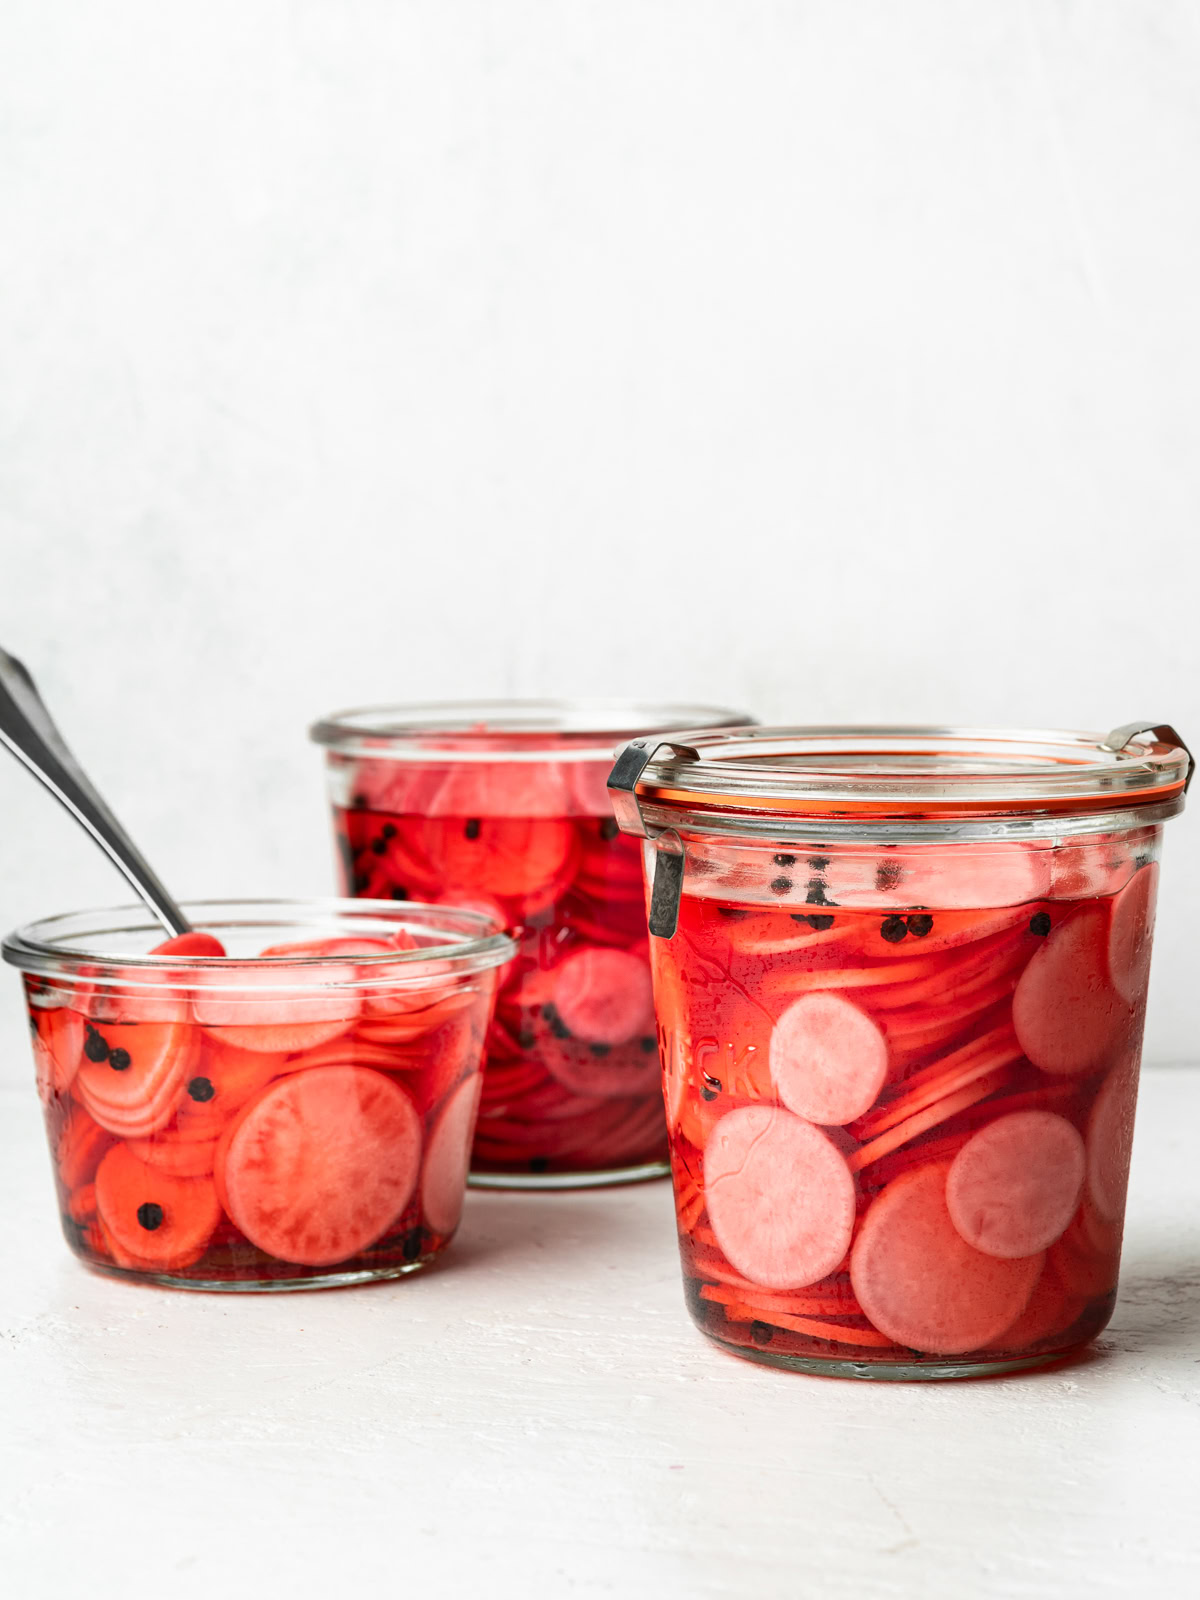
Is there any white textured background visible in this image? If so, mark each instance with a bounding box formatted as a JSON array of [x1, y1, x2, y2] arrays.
[[1, 2, 1198, 1081]]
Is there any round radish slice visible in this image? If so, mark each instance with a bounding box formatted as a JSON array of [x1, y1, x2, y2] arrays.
[[74, 1019, 195, 1137], [192, 962, 359, 1054], [217, 1066, 421, 1266], [535, 1009, 662, 1099], [769, 993, 889, 1126], [172, 1042, 287, 1141], [552, 948, 655, 1046], [56, 1105, 116, 1190], [1012, 904, 1129, 1076], [418, 814, 578, 899], [851, 1163, 1043, 1354], [829, 843, 1050, 910], [988, 1255, 1085, 1353], [945, 1111, 1085, 1258], [95, 1144, 221, 1270], [1106, 864, 1158, 1006], [126, 1133, 220, 1177], [704, 1105, 856, 1290], [421, 1072, 483, 1235], [1086, 1057, 1140, 1222], [422, 760, 574, 820]]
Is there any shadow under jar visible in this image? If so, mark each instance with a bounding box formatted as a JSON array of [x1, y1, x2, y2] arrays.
[[3, 900, 514, 1290], [609, 724, 1191, 1378], [310, 700, 752, 1187]]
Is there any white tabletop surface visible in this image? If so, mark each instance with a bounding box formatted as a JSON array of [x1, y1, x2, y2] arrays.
[[2, 1063, 1198, 1600]]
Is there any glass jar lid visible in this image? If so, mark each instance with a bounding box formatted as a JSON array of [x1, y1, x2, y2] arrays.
[[310, 699, 753, 763], [610, 723, 1192, 830]]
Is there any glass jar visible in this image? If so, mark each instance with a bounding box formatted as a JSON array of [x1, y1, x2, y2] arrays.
[[609, 724, 1190, 1378], [3, 899, 514, 1290], [310, 701, 751, 1187]]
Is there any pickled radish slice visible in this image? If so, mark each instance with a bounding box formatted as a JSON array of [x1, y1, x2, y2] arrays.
[[851, 1163, 1043, 1354], [535, 1008, 662, 1099], [193, 963, 359, 1054], [422, 761, 573, 820], [990, 1255, 1085, 1352], [418, 814, 578, 899], [1086, 1057, 1140, 1222], [704, 1106, 856, 1289], [95, 1144, 221, 1270], [1106, 864, 1157, 1006], [1050, 1207, 1122, 1299], [1012, 904, 1128, 1076], [838, 843, 1050, 910], [74, 1019, 195, 1137], [217, 1066, 421, 1266], [421, 1073, 483, 1235], [552, 948, 655, 1046], [945, 1111, 1085, 1258], [39, 1006, 85, 1093], [769, 993, 889, 1125], [57, 1105, 116, 1190], [173, 1042, 286, 1141], [149, 932, 227, 958], [1049, 841, 1135, 901], [127, 1133, 220, 1177]]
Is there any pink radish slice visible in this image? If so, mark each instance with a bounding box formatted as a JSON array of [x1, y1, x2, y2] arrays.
[[988, 1255, 1085, 1353], [127, 1134, 220, 1177], [40, 1007, 85, 1093], [769, 993, 889, 1125], [192, 962, 359, 1053], [150, 932, 227, 958], [851, 1163, 1043, 1355], [1106, 864, 1158, 1006], [945, 1110, 1085, 1258], [1086, 1056, 1140, 1222], [836, 843, 1050, 910], [217, 1066, 422, 1266], [551, 948, 654, 1046], [421, 760, 574, 819], [421, 1073, 484, 1235], [704, 1105, 856, 1290], [1049, 841, 1135, 902], [1012, 904, 1129, 1076]]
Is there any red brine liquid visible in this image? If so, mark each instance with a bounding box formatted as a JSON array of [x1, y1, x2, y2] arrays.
[[652, 849, 1157, 1370], [28, 935, 497, 1286], [335, 792, 665, 1179]]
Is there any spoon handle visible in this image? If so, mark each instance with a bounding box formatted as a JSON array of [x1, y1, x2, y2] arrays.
[[0, 646, 191, 937]]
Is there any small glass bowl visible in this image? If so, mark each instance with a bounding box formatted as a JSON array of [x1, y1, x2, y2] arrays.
[[3, 899, 514, 1290]]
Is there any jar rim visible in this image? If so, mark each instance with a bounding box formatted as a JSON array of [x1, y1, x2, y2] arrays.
[[2, 898, 516, 988], [614, 724, 1191, 825], [309, 699, 753, 762]]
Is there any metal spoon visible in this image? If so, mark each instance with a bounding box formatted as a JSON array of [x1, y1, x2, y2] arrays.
[[0, 645, 190, 936]]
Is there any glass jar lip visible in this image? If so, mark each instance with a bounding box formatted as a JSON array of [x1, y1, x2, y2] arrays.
[[308, 699, 754, 762], [619, 724, 1191, 823], [2, 898, 516, 987]]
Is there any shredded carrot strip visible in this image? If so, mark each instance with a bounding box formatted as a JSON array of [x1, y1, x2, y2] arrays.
[[720, 1300, 896, 1348], [847, 1068, 1010, 1172]]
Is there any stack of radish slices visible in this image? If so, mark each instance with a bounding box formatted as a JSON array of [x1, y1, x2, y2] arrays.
[[665, 864, 1154, 1363], [337, 771, 667, 1179], [32, 930, 491, 1283]]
